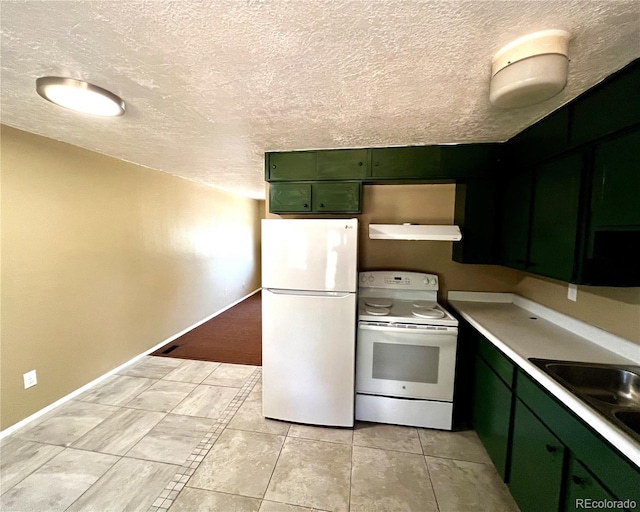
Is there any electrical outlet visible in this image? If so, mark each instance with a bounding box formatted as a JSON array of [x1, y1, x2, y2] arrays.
[[567, 284, 578, 302], [23, 370, 37, 389]]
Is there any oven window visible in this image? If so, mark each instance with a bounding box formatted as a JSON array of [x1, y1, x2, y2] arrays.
[[372, 342, 439, 383]]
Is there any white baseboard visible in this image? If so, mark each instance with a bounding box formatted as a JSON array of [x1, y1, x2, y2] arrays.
[[0, 288, 261, 439]]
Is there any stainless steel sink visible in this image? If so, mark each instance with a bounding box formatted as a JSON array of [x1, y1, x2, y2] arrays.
[[529, 359, 640, 441]]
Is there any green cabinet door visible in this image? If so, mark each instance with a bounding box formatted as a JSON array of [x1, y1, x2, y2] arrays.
[[269, 183, 311, 213], [528, 153, 583, 281], [509, 398, 565, 512], [370, 146, 441, 179], [472, 355, 513, 480], [312, 182, 361, 213], [317, 149, 369, 179], [452, 179, 500, 264], [499, 169, 532, 270], [507, 108, 570, 167], [570, 61, 640, 146], [591, 129, 640, 228], [565, 456, 616, 512], [268, 152, 317, 181]]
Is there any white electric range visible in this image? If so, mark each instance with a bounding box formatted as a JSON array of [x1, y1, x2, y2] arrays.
[[355, 271, 459, 430]]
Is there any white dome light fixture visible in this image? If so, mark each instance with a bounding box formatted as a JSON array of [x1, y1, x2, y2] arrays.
[[36, 77, 126, 117], [490, 30, 571, 109]]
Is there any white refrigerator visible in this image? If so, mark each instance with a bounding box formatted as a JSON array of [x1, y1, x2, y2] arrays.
[[261, 218, 358, 427]]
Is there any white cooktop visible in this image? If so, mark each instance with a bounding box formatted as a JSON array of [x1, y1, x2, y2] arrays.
[[358, 271, 458, 327]]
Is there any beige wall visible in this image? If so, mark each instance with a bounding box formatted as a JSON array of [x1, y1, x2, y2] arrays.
[[268, 182, 640, 345], [1, 125, 264, 430]]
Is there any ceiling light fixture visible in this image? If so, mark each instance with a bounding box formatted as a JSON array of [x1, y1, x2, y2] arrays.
[[489, 30, 571, 109], [36, 77, 126, 117]]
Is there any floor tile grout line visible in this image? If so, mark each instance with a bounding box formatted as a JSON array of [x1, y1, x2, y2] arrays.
[[147, 365, 262, 512], [62, 454, 125, 512], [423, 454, 442, 512]]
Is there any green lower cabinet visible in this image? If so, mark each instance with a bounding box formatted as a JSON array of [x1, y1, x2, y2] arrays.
[[565, 456, 616, 512], [269, 182, 311, 212], [508, 398, 565, 512], [473, 355, 513, 480]]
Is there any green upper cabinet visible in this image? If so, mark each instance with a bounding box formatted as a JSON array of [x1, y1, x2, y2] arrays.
[[269, 182, 311, 213], [452, 178, 501, 264], [370, 144, 500, 180], [570, 61, 640, 147], [590, 129, 640, 229], [268, 181, 361, 214], [268, 151, 317, 181], [507, 108, 570, 167], [498, 170, 533, 270], [316, 149, 369, 179], [370, 146, 441, 179], [528, 152, 583, 282], [312, 181, 361, 212], [580, 128, 640, 286], [267, 149, 368, 181]]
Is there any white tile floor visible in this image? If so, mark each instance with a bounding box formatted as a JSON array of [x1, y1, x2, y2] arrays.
[[0, 356, 519, 512]]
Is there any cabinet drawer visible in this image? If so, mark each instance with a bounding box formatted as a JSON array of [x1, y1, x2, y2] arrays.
[[516, 371, 640, 504], [477, 335, 514, 388]]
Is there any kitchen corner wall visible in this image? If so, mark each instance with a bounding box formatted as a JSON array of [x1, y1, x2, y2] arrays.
[[267, 182, 640, 345], [1, 125, 264, 430]]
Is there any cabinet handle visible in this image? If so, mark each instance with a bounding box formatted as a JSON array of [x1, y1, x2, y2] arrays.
[[320, 203, 325, 207], [572, 475, 586, 486], [303, 204, 308, 208], [358, 161, 363, 166], [373, 161, 379, 167], [272, 164, 277, 169], [545, 444, 558, 453]]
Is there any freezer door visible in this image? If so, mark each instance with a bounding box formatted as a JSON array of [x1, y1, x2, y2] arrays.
[[262, 218, 358, 292], [262, 288, 356, 426]]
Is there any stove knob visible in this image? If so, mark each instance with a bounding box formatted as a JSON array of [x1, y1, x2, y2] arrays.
[[423, 278, 429, 284], [430, 278, 437, 285], [361, 275, 367, 283], [368, 275, 374, 282]]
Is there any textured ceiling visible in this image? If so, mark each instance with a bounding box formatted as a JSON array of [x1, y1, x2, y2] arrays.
[[1, 1, 639, 199]]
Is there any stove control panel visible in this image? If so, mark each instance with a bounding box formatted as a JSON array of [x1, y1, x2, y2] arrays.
[[359, 271, 439, 291]]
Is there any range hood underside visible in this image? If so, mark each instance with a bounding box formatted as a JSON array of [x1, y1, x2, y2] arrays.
[[369, 224, 462, 241]]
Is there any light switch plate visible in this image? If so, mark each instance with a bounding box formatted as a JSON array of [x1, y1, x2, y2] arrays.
[[567, 284, 578, 302]]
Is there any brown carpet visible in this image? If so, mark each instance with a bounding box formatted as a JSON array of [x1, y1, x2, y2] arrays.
[[152, 292, 262, 366]]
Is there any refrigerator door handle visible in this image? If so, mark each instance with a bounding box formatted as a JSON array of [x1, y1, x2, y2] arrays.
[[264, 288, 353, 298]]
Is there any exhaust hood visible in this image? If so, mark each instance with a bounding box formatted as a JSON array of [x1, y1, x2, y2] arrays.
[[369, 224, 462, 241]]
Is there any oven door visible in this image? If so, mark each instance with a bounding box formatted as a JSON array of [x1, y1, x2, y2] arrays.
[[356, 321, 458, 401]]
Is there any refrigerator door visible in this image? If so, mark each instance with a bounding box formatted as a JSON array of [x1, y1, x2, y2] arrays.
[[262, 288, 356, 426], [262, 218, 358, 292]]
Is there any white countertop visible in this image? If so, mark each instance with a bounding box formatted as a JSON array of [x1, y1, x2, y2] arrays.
[[448, 291, 640, 468]]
